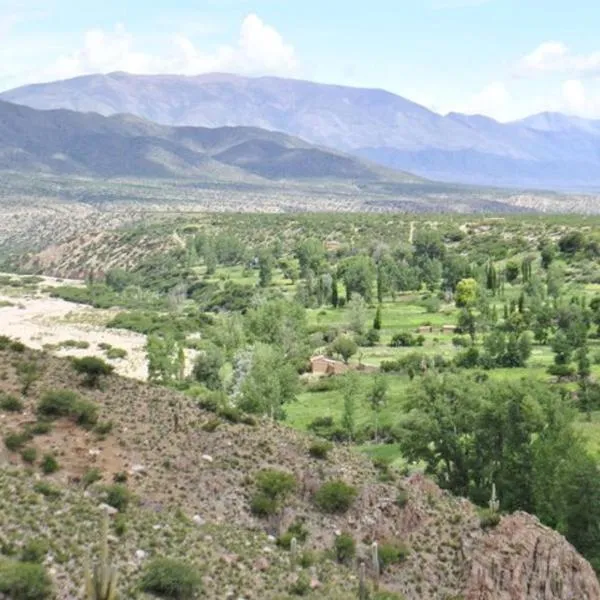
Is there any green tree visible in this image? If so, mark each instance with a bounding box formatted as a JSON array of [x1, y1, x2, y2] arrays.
[[455, 278, 478, 308], [341, 372, 360, 441], [330, 335, 358, 364], [339, 255, 376, 302], [347, 294, 368, 335], [146, 335, 180, 385], [192, 345, 224, 391], [238, 344, 299, 420], [505, 261, 520, 283], [258, 251, 274, 288], [368, 375, 388, 443], [373, 304, 382, 331], [331, 275, 340, 308]]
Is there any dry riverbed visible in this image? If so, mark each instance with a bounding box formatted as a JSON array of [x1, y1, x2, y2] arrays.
[[0, 274, 158, 381]]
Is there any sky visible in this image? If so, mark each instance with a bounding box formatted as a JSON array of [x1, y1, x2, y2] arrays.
[[2, 0, 600, 121]]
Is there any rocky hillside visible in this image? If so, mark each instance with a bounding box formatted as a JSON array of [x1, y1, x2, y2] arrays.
[[0, 343, 598, 599]]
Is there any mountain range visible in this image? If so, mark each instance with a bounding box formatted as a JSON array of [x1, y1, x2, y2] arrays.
[[3, 72, 600, 190], [0, 99, 418, 182]]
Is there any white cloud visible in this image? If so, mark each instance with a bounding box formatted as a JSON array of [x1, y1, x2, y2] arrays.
[[518, 42, 600, 77], [24, 13, 299, 85], [459, 82, 512, 120], [560, 79, 600, 117]]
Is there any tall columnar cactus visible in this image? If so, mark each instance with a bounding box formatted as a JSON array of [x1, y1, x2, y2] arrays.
[[488, 482, 500, 513], [290, 537, 298, 571], [85, 510, 119, 600], [358, 561, 369, 600], [371, 541, 380, 590]]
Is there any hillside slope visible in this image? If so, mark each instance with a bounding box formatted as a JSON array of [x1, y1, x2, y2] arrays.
[[0, 344, 598, 599], [5, 72, 600, 188], [0, 99, 419, 182]]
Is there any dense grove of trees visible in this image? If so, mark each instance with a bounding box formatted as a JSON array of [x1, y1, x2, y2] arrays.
[[43, 216, 600, 571]]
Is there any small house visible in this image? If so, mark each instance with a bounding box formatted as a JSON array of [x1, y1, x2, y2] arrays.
[[441, 325, 457, 334]]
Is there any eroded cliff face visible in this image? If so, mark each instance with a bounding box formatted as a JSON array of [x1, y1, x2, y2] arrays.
[[464, 512, 600, 600]]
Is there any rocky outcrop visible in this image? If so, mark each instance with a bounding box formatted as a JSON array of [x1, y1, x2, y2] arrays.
[[464, 512, 600, 600]]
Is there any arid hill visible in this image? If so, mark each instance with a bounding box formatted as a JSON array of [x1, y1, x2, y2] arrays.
[[0, 344, 598, 599]]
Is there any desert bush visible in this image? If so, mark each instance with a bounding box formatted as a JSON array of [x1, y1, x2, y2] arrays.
[[105, 346, 127, 359], [140, 558, 202, 598], [33, 481, 61, 499], [308, 440, 333, 459], [82, 468, 103, 488], [251, 469, 296, 517], [37, 389, 79, 418], [0, 393, 23, 412], [288, 573, 310, 596], [333, 532, 356, 564], [314, 480, 357, 514], [40, 454, 59, 474], [72, 356, 114, 387], [0, 558, 53, 599], [4, 431, 32, 452], [479, 508, 501, 529], [20, 447, 37, 464], [378, 541, 410, 571], [37, 390, 98, 428], [103, 484, 132, 512], [21, 539, 49, 564]]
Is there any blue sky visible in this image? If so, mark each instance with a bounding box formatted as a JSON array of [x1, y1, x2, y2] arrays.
[[2, 0, 600, 120]]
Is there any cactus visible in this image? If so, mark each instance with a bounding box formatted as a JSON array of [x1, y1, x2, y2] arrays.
[[358, 561, 369, 600], [85, 510, 119, 600], [290, 537, 297, 571], [488, 482, 500, 513], [371, 541, 379, 590]]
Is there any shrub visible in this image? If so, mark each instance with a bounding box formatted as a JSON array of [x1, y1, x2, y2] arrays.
[[60, 339, 90, 349], [113, 471, 128, 483], [378, 541, 410, 571], [33, 482, 61, 499], [333, 532, 356, 564], [94, 421, 114, 435], [37, 390, 79, 418], [251, 469, 296, 517], [140, 558, 201, 598], [70, 399, 99, 428], [103, 484, 131, 512], [250, 493, 278, 517], [0, 335, 11, 349], [37, 390, 98, 428], [288, 573, 310, 596], [40, 454, 59, 474], [29, 421, 52, 435], [309, 440, 333, 459], [20, 447, 37, 464], [114, 514, 127, 537], [21, 539, 49, 563], [72, 356, 114, 387], [4, 431, 32, 452], [0, 393, 23, 412], [277, 520, 309, 548], [9, 340, 26, 353], [395, 489, 409, 508], [479, 508, 501, 529], [314, 480, 357, 514], [389, 332, 424, 348], [105, 347, 127, 360], [0, 558, 53, 599], [82, 467, 103, 488]]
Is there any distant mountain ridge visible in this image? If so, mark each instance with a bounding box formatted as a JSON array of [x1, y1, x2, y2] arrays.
[[0, 99, 420, 182], [4, 72, 600, 189]]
